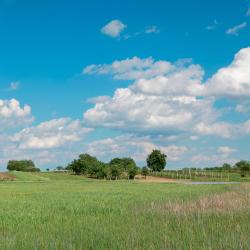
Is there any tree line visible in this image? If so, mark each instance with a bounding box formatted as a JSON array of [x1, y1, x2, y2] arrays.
[[6, 150, 249, 179], [203, 161, 250, 177], [66, 149, 167, 179]]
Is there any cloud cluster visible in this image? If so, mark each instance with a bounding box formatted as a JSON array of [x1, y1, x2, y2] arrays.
[[84, 56, 173, 80], [11, 118, 92, 149], [83, 47, 250, 140], [100, 19, 160, 39], [86, 134, 187, 163], [84, 87, 219, 136], [191, 146, 238, 166], [2, 47, 250, 168], [0, 115, 93, 169], [205, 47, 250, 98], [0, 99, 33, 130]]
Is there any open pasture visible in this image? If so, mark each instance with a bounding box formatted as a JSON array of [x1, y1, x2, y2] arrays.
[[0, 172, 249, 249]]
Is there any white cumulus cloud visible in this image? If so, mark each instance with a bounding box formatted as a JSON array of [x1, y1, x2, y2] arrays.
[[0, 99, 33, 130], [101, 20, 127, 38], [86, 134, 187, 163], [204, 47, 250, 98], [217, 146, 237, 156], [11, 118, 92, 149], [84, 56, 173, 80]]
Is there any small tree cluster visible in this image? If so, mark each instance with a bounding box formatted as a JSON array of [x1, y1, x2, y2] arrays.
[[67, 154, 138, 180], [235, 160, 250, 177], [7, 160, 40, 172], [109, 158, 138, 179]]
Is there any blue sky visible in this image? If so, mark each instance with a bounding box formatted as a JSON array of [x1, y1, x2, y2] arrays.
[[0, 0, 250, 170]]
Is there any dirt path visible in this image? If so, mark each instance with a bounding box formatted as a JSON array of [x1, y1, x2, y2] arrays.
[[0, 172, 16, 181], [135, 175, 179, 183]]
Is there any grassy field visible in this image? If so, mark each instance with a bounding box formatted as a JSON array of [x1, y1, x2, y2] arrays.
[[0, 172, 249, 249]]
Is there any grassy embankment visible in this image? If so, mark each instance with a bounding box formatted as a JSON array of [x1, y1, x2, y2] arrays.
[[0, 171, 249, 249]]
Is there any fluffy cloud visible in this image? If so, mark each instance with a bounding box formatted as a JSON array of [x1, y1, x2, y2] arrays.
[[191, 146, 238, 166], [84, 47, 250, 98], [84, 56, 173, 80], [194, 122, 235, 138], [226, 22, 247, 36], [83, 57, 218, 136], [101, 20, 127, 38], [86, 134, 187, 163], [235, 102, 250, 113], [11, 118, 92, 149], [0, 117, 94, 169], [204, 47, 250, 98], [191, 154, 237, 166], [84, 87, 219, 135], [0, 99, 33, 130], [217, 146, 237, 156], [83, 47, 250, 139], [132, 64, 204, 96], [242, 120, 250, 134]]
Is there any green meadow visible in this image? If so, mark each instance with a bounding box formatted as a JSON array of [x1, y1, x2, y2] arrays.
[[0, 172, 249, 250]]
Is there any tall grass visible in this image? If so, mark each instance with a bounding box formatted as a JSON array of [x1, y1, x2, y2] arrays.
[[0, 172, 249, 249]]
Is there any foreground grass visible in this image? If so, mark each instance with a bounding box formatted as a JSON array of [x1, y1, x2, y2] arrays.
[[0, 172, 249, 249]]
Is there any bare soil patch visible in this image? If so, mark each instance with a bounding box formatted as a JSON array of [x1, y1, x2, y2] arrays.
[[0, 172, 16, 181], [135, 175, 178, 183]]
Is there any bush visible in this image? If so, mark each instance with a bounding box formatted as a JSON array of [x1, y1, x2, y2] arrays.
[[68, 154, 106, 178], [141, 167, 149, 178], [7, 160, 40, 172], [109, 157, 138, 180]]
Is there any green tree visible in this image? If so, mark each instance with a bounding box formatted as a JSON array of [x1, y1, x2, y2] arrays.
[[146, 149, 167, 172], [68, 159, 85, 175], [7, 160, 40, 172], [109, 157, 137, 179], [235, 160, 250, 177], [68, 153, 106, 178], [222, 163, 231, 170], [141, 167, 149, 178], [108, 164, 122, 180], [127, 166, 137, 179], [56, 166, 65, 171]]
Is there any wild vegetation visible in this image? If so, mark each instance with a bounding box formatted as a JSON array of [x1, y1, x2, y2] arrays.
[[66, 153, 139, 180], [7, 160, 40, 172], [0, 171, 249, 249], [5, 150, 250, 183]]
